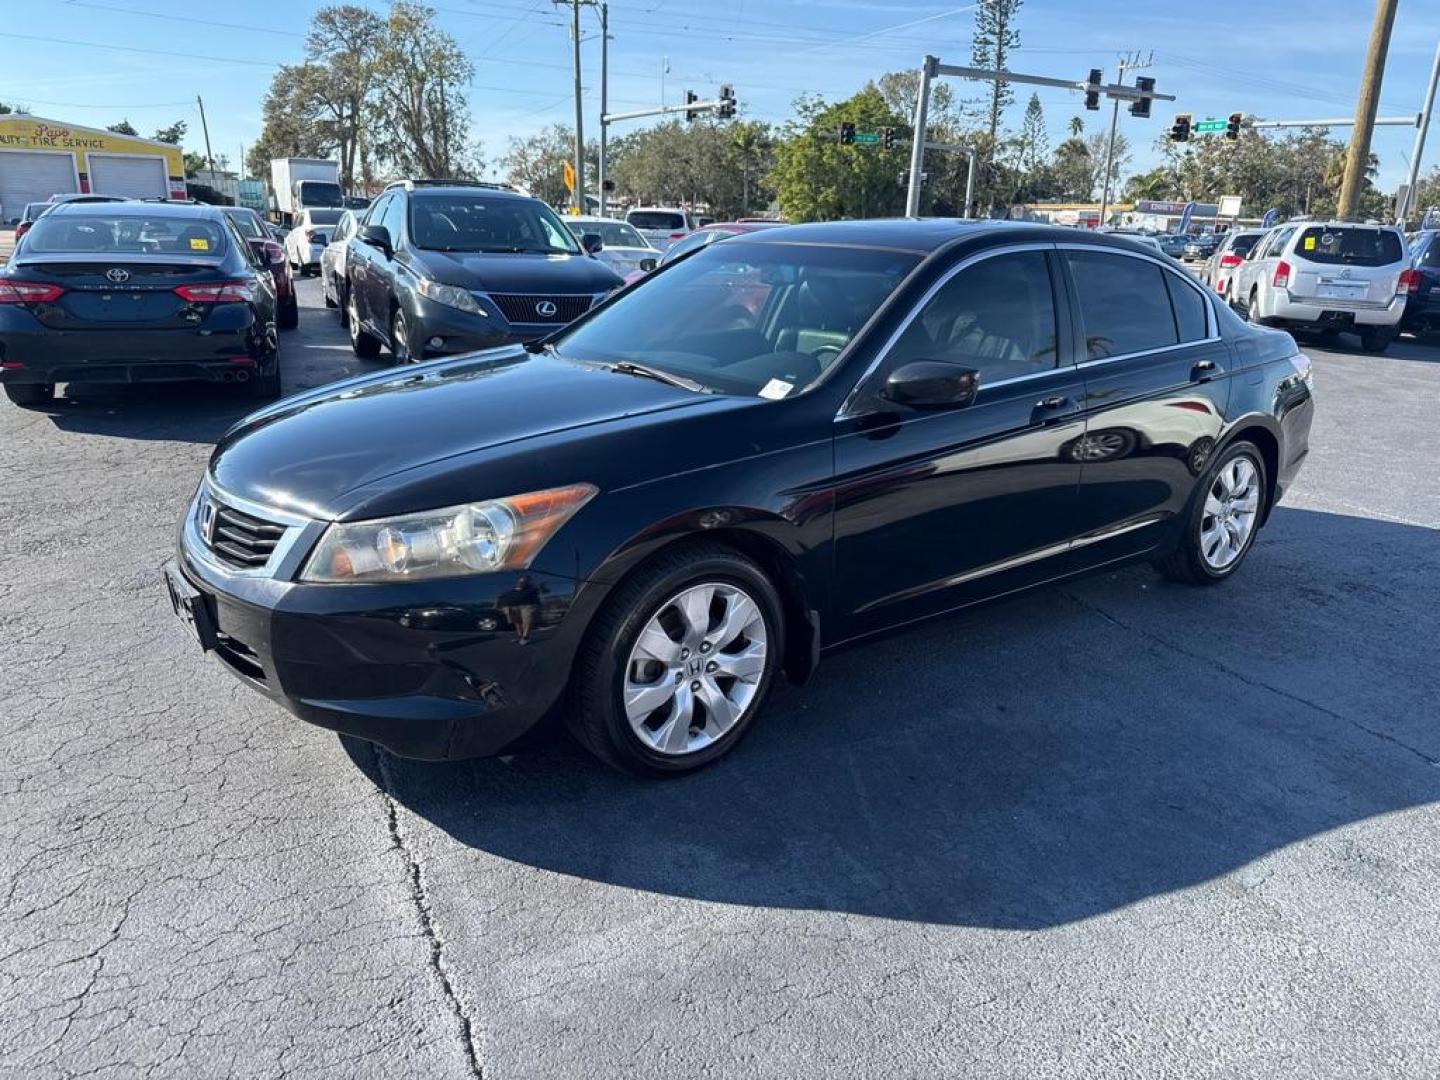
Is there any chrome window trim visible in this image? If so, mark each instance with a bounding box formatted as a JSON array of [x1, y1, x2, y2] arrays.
[[837, 241, 1060, 418], [181, 478, 323, 581], [1054, 241, 1221, 343]]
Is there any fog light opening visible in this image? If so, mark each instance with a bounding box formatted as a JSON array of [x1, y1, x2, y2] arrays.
[[427, 336, 444, 350]]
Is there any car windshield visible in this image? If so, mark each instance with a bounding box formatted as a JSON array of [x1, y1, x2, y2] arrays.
[[224, 210, 266, 239], [550, 240, 920, 397], [307, 210, 344, 226], [409, 194, 579, 254], [628, 211, 688, 231], [566, 220, 649, 249], [1294, 226, 1403, 266], [23, 213, 229, 256]]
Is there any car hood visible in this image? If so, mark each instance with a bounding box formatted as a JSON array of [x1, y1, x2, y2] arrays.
[[210, 349, 708, 518], [413, 250, 623, 293]]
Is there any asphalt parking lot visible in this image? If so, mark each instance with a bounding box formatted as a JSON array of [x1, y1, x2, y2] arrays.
[[2, 276, 1438, 1079]]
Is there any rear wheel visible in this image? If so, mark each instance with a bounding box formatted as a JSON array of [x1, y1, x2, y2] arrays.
[[3, 383, 53, 408], [568, 544, 784, 776], [348, 286, 382, 359], [1154, 440, 1267, 585], [1359, 326, 1395, 354], [278, 293, 299, 331]]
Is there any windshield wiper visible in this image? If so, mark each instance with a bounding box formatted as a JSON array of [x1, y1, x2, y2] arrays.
[[480, 246, 567, 255], [609, 361, 708, 393]]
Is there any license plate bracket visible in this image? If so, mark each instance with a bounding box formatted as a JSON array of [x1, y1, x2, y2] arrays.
[[163, 561, 218, 651]]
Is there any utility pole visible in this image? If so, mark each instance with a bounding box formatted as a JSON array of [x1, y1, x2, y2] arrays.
[[554, 0, 594, 214], [1339, 0, 1399, 221], [598, 3, 609, 217], [1398, 40, 1440, 224], [1098, 50, 1150, 227], [196, 94, 216, 178]]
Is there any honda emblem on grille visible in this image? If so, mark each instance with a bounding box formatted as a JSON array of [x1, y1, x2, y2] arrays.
[[106, 268, 130, 283], [199, 497, 217, 546], [535, 300, 558, 317]]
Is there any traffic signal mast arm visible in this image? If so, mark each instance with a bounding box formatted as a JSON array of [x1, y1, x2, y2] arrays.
[[929, 61, 1176, 105], [602, 94, 735, 124]]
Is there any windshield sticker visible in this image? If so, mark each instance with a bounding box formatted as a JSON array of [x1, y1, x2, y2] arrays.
[[759, 378, 793, 400], [1304, 235, 1317, 250], [1320, 232, 1335, 246], [189, 237, 210, 251]]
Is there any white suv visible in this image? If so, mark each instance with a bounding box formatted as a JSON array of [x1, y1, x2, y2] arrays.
[[624, 206, 693, 251], [1231, 221, 1410, 352]]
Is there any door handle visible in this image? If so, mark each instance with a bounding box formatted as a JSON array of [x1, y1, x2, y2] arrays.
[[1037, 395, 1070, 409], [1191, 359, 1217, 381]]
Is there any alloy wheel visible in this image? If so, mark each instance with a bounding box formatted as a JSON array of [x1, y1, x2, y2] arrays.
[[1200, 456, 1260, 571], [348, 292, 362, 343], [392, 309, 411, 362], [622, 582, 769, 756]]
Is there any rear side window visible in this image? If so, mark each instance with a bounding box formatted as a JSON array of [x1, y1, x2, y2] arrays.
[[628, 211, 686, 231], [1164, 273, 1209, 342], [1066, 251, 1177, 359], [1293, 226, 1403, 266], [1228, 233, 1261, 258], [24, 213, 228, 256]]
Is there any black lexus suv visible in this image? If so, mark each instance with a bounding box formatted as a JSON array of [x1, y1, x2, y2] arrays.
[[343, 180, 624, 363]]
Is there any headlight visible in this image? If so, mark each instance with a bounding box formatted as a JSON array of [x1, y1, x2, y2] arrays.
[[301, 483, 597, 583], [417, 278, 487, 316]]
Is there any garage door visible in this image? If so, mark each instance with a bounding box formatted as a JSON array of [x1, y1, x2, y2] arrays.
[[0, 151, 77, 225], [88, 153, 167, 200]]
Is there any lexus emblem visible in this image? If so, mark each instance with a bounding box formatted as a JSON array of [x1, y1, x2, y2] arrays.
[[199, 497, 217, 545], [535, 300, 558, 318], [106, 268, 130, 283]]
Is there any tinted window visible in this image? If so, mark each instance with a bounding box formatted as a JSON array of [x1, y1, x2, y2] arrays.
[[1418, 236, 1440, 268], [554, 241, 919, 397], [1164, 272, 1208, 342], [659, 229, 715, 264], [1266, 226, 1297, 259], [565, 220, 648, 248], [296, 181, 343, 207], [628, 210, 687, 231], [409, 194, 578, 254], [1293, 226, 1404, 267], [25, 213, 228, 256], [1227, 233, 1262, 258], [380, 196, 407, 243], [307, 209, 344, 226], [333, 211, 354, 242], [363, 194, 391, 226], [1067, 251, 1178, 359], [887, 250, 1059, 383], [223, 210, 265, 239]]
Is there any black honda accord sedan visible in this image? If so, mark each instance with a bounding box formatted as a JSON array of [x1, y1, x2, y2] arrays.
[[165, 220, 1314, 775], [0, 202, 281, 407]]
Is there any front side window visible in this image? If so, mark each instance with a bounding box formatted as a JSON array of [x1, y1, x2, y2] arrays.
[[409, 195, 579, 255], [24, 213, 228, 256], [552, 241, 919, 397], [362, 194, 391, 226], [379, 196, 407, 244], [1067, 250, 1179, 359], [884, 250, 1059, 384], [1293, 226, 1404, 267]]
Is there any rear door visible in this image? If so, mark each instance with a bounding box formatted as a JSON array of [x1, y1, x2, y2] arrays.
[[1060, 245, 1230, 563], [831, 245, 1088, 639], [1286, 225, 1406, 306]]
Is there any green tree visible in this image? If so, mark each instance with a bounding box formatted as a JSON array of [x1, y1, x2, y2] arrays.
[[1122, 167, 1171, 202], [302, 5, 386, 192], [1016, 93, 1047, 173], [504, 124, 594, 208], [1067, 115, 1084, 138], [152, 120, 186, 145], [370, 1, 477, 178], [767, 88, 910, 222], [107, 120, 139, 136], [1412, 165, 1440, 222], [971, 0, 1022, 147], [1050, 135, 1092, 200]]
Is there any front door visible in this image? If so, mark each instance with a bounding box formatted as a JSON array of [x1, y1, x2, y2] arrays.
[[831, 246, 1087, 641]]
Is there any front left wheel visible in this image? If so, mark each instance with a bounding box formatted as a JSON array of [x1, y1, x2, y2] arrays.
[[568, 544, 785, 776]]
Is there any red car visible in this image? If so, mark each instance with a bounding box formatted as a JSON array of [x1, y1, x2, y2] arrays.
[[223, 207, 298, 330]]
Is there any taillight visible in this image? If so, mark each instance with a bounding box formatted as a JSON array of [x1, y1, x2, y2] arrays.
[[175, 281, 255, 303], [669, 232, 686, 240], [0, 281, 64, 304], [14, 222, 31, 240], [263, 241, 285, 263], [1398, 268, 1421, 294], [1219, 253, 1243, 268], [1272, 260, 1291, 289]]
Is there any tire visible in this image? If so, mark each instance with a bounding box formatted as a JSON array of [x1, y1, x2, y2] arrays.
[[3, 383, 52, 408], [348, 286, 382, 359], [1154, 440, 1268, 586], [1359, 326, 1395, 354], [337, 284, 350, 327], [568, 543, 785, 776], [390, 306, 415, 363], [278, 294, 299, 331], [323, 280, 337, 309], [247, 353, 282, 398], [1246, 289, 1265, 326]]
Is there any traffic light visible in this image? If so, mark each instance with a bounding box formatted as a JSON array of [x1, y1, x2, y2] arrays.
[[839, 121, 855, 145], [882, 126, 895, 149], [1169, 113, 1192, 143], [1129, 76, 1155, 118], [1225, 112, 1242, 140], [1084, 69, 1102, 111], [717, 84, 736, 120], [684, 89, 698, 122]]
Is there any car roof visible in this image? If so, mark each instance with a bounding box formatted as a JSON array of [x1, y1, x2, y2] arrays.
[[45, 201, 226, 220], [406, 185, 528, 201], [730, 218, 1095, 254], [627, 206, 687, 214], [701, 221, 785, 234]]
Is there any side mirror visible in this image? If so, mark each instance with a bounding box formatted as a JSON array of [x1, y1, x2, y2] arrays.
[[359, 224, 393, 257], [883, 360, 979, 409], [581, 232, 603, 255], [638, 257, 657, 273]]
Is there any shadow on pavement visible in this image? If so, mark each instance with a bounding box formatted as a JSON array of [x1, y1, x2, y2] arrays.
[[344, 506, 1440, 929], [41, 382, 266, 444]]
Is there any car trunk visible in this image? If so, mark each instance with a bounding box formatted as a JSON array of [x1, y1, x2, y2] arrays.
[[19, 257, 235, 331], [1287, 227, 1403, 306]]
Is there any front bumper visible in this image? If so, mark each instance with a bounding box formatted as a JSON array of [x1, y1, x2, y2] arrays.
[[0, 307, 275, 385], [407, 293, 563, 355], [1270, 292, 1404, 329], [171, 495, 586, 759]]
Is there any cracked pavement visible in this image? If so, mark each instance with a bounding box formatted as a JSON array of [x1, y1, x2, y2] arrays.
[[2, 278, 1438, 1078]]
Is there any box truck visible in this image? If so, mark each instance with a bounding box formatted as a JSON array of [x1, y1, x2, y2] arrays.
[[269, 158, 342, 226]]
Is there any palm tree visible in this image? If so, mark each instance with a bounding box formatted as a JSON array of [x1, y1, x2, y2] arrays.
[[1068, 116, 1084, 138]]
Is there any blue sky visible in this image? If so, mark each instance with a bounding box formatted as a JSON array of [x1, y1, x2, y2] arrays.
[[4, 0, 1439, 195]]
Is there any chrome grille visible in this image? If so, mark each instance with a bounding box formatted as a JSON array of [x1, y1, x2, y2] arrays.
[[202, 497, 287, 569], [489, 293, 594, 324]]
